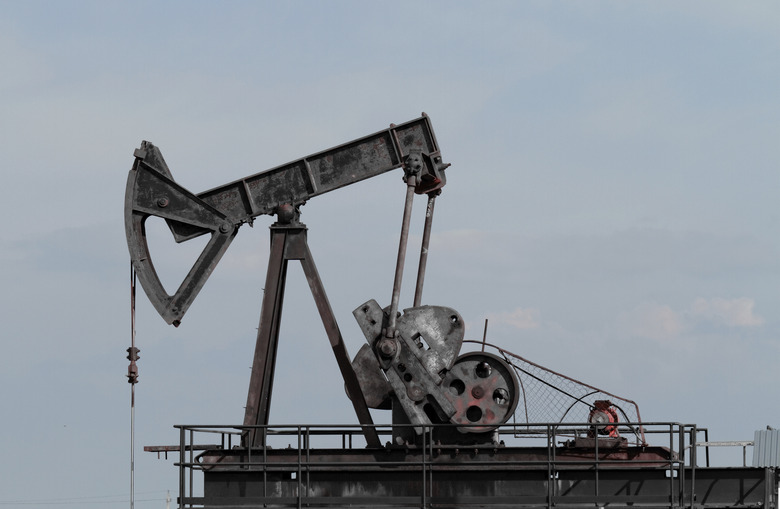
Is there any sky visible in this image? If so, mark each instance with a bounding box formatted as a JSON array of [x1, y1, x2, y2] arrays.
[[1, 1, 779, 506]]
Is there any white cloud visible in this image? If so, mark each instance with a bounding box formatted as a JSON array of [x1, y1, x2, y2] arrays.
[[616, 302, 684, 342], [431, 229, 489, 251], [690, 297, 764, 327], [615, 297, 764, 343], [486, 307, 541, 330]]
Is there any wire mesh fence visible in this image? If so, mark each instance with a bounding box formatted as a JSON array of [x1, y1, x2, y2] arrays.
[[462, 340, 645, 444]]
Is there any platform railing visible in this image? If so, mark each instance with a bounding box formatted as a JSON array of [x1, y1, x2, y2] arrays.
[[164, 421, 724, 508]]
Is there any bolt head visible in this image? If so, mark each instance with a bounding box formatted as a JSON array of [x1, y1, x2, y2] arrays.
[[377, 338, 397, 358], [408, 386, 424, 401]]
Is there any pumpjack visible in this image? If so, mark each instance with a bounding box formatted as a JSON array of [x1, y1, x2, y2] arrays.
[[125, 114, 778, 508]]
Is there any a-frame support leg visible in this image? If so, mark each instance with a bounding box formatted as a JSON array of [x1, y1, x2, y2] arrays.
[[243, 222, 380, 448]]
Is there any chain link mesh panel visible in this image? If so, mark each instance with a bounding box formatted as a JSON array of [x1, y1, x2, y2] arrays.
[[463, 340, 645, 444]]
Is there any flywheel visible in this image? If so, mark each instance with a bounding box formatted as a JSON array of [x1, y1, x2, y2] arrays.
[[443, 351, 519, 433]]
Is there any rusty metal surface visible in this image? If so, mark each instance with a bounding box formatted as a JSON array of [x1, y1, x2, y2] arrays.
[[353, 301, 464, 384], [352, 300, 479, 436], [468, 339, 648, 445], [191, 442, 775, 509], [350, 300, 527, 440], [125, 115, 447, 326], [443, 351, 519, 433], [241, 225, 292, 442], [162, 422, 778, 508], [126, 113, 530, 447], [385, 175, 417, 339], [395, 306, 465, 380], [195, 467, 775, 509], [196, 443, 678, 470], [131, 115, 444, 242], [124, 152, 239, 325], [413, 192, 437, 307], [242, 224, 379, 448], [297, 238, 379, 447], [126, 115, 449, 450], [347, 344, 392, 409]]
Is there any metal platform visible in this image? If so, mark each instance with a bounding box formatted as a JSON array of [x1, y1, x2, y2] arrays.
[[158, 422, 778, 508]]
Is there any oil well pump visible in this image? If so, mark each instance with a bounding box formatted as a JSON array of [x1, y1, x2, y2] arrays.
[[125, 115, 778, 508]]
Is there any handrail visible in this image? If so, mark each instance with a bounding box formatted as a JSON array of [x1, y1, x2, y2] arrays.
[[166, 421, 712, 508], [163, 422, 780, 509]]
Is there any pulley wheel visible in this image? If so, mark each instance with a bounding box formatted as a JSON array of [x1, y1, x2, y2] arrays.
[[443, 351, 519, 433]]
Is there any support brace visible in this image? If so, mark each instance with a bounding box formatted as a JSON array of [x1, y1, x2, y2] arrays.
[[243, 215, 380, 448]]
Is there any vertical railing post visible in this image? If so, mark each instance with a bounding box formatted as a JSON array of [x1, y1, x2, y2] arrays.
[[679, 425, 687, 508], [297, 426, 303, 509], [594, 423, 600, 504], [262, 426, 267, 503], [667, 423, 675, 508], [689, 425, 697, 509], [546, 424, 554, 509], [305, 426, 311, 507], [421, 425, 428, 509], [178, 426, 185, 509], [188, 429, 194, 507]]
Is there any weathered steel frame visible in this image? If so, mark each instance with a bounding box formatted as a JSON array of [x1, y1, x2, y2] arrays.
[[242, 222, 380, 448], [168, 423, 778, 509], [125, 114, 446, 327], [124, 115, 449, 448]]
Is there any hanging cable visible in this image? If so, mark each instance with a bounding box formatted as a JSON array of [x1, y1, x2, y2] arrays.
[[127, 263, 140, 509]]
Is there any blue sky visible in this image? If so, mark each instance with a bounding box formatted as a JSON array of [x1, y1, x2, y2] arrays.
[[1, 1, 778, 506]]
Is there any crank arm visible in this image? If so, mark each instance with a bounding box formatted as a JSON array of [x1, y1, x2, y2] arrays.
[[125, 143, 238, 326], [352, 300, 464, 432]]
